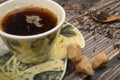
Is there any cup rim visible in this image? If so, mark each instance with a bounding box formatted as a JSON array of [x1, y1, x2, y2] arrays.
[[0, 0, 66, 40]]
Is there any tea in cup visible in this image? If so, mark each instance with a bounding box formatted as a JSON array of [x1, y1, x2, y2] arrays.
[[0, 0, 66, 64]]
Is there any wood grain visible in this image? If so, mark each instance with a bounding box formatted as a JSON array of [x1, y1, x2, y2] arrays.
[[85, 53, 120, 80], [57, 0, 120, 80]]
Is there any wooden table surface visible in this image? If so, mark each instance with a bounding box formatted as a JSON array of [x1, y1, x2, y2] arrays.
[[54, 0, 120, 80], [0, 0, 120, 80]]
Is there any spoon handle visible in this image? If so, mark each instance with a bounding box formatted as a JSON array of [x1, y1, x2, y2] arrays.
[[117, 16, 120, 21]]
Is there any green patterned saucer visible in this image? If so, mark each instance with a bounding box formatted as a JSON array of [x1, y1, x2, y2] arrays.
[[0, 23, 85, 80]]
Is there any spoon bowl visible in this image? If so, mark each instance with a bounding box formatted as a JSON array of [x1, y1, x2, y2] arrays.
[[92, 11, 120, 22]]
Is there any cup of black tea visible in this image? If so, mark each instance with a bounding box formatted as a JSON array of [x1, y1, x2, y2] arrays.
[[0, 0, 66, 64]]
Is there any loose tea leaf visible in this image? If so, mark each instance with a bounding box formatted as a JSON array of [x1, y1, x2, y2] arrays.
[[92, 11, 109, 21], [75, 9, 120, 39]]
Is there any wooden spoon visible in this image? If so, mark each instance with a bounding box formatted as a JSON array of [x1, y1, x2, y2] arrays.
[[92, 11, 120, 22]]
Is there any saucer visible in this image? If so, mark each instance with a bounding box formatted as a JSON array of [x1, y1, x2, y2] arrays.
[[0, 23, 85, 80]]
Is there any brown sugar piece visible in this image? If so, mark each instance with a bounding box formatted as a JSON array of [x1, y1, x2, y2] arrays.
[[67, 43, 82, 64], [67, 43, 94, 76], [76, 55, 94, 76], [92, 52, 109, 69]]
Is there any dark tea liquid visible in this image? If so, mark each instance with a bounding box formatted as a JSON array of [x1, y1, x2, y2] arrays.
[[1, 7, 58, 36]]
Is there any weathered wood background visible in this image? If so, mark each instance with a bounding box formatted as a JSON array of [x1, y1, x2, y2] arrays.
[[54, 0, 120, 80]]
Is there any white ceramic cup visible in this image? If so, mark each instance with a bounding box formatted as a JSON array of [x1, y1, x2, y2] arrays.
[[0, 0, 66, 64]]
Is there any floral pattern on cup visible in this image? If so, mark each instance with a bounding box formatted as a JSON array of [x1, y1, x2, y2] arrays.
[[1, 31, 58, 64]]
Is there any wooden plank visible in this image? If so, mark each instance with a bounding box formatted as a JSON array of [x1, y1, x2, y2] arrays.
[[62, 0, 120, 80], [85, 53, 120, 80]]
